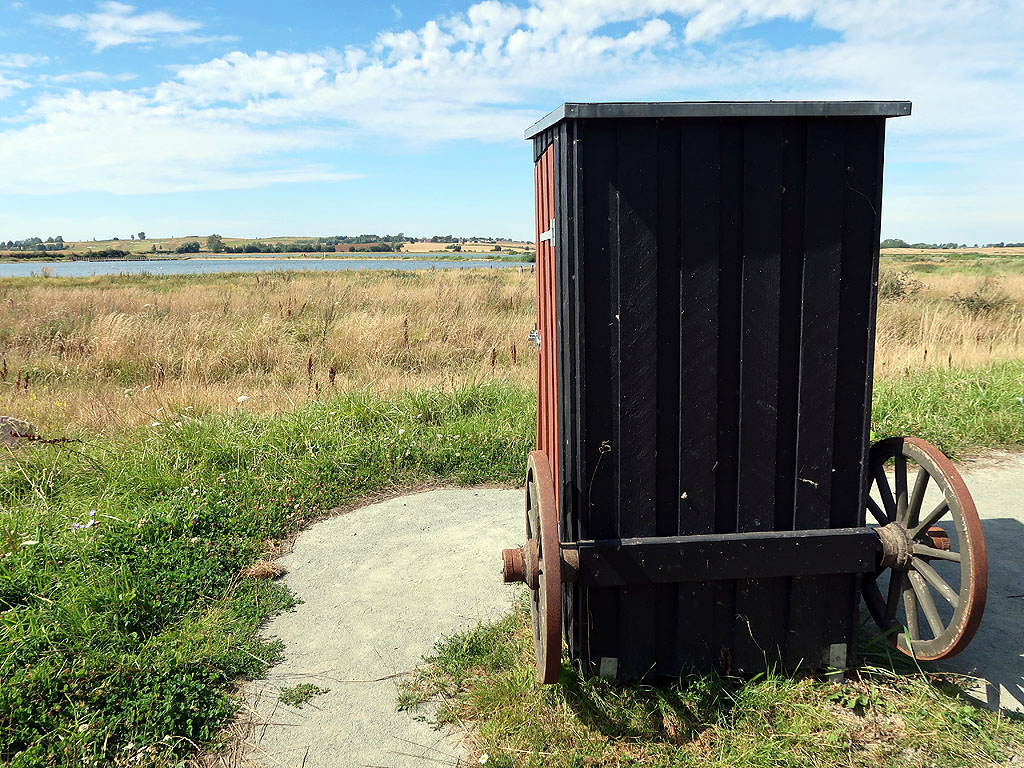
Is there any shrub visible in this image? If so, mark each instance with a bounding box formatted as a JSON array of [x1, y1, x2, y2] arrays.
[[878, 270, 923, 302], [949, 278, 1014, 317]]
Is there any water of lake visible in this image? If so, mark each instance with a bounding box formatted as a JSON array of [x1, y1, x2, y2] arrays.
[[0, 257, 531, 279]]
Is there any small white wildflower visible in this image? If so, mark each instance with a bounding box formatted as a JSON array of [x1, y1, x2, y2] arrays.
[[78, 723, 89, 733], [151, 421, 161, 428], [398, 428, 406, 435], [236, 395, 250, 403], [479, 755, 489, 764]]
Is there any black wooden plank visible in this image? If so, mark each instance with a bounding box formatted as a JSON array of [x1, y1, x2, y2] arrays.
[[614, 119, 659, 680], [786, 118, 845, 669], [793, 119, 845, 529], [656, 121, 683, 538], [734, 119, 785, 671], [715, 120, 743, 537], [675, 119, 723, 672], [654, 120, 683, 675], [774, 120, 807, 531], [831, 118, 885, 530], [736, 119, 784, 532], [712, 120, 744, 671], [614, 119, 659, 538], [576, 119, 620, 676], [577, 528, 880, 585], [770, 118, 808, 667]]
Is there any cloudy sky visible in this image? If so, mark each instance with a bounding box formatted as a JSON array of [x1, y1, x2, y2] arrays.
[[0, 1, 1021, 242]]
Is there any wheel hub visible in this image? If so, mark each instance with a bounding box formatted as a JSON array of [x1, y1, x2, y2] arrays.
[[876, 521, 914, 570]]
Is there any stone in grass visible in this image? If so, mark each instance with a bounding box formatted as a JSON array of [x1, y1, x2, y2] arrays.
[[0, 417, 35, 447]]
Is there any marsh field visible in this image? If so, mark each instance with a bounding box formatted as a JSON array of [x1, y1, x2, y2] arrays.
[[0, 261, 1022, 445], [1, 260, 1024, 767]]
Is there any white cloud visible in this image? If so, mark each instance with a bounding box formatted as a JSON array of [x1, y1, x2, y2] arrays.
[[2, 0, 1021, 238], [45, 2, 203, 51], [0, 53, 48, 69], [0, 74, 29, 100], [0, 89, 358, 193]]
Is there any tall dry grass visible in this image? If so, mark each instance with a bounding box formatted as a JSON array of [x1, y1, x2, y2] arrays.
[[0, 270, 535, 430], [1, 265, 1020, 432], [874, 268, 1024, 373]]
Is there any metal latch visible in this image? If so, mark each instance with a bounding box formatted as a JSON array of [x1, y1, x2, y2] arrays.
[[538, 218, 555, 243], [527, 329, 541, 350]]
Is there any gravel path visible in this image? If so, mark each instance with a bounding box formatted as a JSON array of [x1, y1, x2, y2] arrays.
[[244, 453, 1024, 767]]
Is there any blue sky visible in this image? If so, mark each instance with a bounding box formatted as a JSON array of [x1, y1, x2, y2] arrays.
[[0, 1, 1021, 243]]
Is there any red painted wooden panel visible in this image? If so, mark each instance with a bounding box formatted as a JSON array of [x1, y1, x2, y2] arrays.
[[534, 144, 559, 510]]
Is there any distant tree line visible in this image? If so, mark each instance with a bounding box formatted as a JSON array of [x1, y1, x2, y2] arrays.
[[881, 238, 1024, 249], [2, 236, 66, 252], [196, 234, 409, 254]]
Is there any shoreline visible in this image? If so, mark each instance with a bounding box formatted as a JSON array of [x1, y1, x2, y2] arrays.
[[0, 252, 532, 264]]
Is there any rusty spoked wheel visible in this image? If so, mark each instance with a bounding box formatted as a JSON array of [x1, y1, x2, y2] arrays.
[[863, 437, 987, 660], [501, 451, 561, 683]]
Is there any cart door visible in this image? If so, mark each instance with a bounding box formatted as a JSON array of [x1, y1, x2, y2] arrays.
[[534, 144, 559, 509]]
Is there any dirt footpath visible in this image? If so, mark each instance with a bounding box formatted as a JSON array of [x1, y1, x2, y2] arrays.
[[244, 488, 523, 768]]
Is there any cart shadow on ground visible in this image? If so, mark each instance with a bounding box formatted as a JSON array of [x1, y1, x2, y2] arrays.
[[556, 516, 1023, 742], [938, 516, 1024, 714]]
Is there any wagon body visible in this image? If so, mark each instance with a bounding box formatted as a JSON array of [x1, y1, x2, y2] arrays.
[[526, 102, 910, 679]]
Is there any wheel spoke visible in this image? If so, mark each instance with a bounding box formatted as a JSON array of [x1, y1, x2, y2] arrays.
[[867, 497, 889, 526], [909, 570, 946, 638], [912, 557, 960, 608], [873, 464, 897, 521], [885, 571, 904, 620], [910, 499, 949, 538], [906, 466, 930, 528], [895, 455, 909, 523], [902, 579, 921, 642], [912, 543, 961, 563]]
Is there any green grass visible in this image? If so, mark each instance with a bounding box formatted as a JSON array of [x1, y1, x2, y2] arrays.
[[1, 360, 1021, 766], [871, 361, 1024, 456], [400, 600, 1024, 768], [0, 382, 533, 767]]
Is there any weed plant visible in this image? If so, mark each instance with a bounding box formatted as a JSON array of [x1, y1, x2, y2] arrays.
[[0, 383, 533, 766]]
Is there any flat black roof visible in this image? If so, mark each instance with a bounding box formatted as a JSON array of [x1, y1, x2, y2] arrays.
[[524, 101, 912, 139]]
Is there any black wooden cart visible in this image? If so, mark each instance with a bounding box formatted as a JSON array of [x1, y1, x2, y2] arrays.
[[501, 101, 988, 683]]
